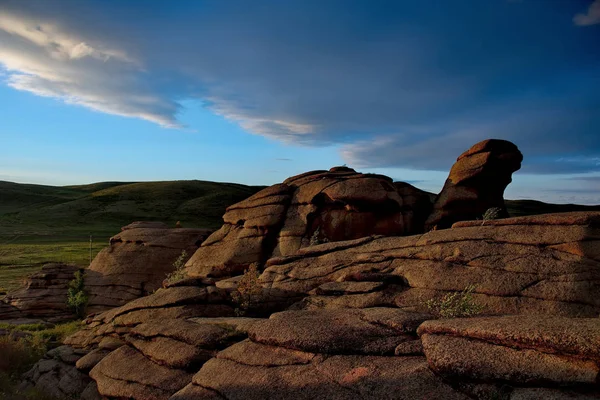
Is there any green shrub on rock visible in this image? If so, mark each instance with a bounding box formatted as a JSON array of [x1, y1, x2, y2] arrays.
[[66, 271, 88, 318], [481, 207, 503, 225], [426, 285, 484, 318], [165, 250, 188, 285], [231, 263, 263, 316]]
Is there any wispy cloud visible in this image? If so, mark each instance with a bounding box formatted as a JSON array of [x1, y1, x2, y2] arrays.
[[574, 0, 600, 26], [0, 10, 181, 128]]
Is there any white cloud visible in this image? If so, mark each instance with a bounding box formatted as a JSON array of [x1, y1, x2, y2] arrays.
[[0, 11, 180, 128], [574, 0, 600, 26]]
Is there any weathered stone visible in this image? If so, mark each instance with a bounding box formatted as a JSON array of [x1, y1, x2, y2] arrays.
[[425, 139, 523, 230], [90, 346, 192, 400], [186, 168, 431, 279], [419, 316, 600, 385], [248, 308, 428, 355], [86, 226, 212, 313], [2, 263, 80, 321], [262, 212, 600, 317], [191, 351, 469, 400]]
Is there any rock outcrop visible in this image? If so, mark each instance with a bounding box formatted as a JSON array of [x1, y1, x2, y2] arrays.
[[2, 263, 81, 322], [186, 167, 433, 279], [85, 224, 212, 313], [16, 141, 600, 400], [262, 212, 600, 317], [425, 139, 523, 230], [176, 308, 471, 400]]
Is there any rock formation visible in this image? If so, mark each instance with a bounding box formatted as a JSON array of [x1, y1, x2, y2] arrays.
[[2, 263, 80, 322], [263, 212, 600, 316], [186, 167, 433, 279], [425, 139, 523, 230], [24, 210, 598, 399], [15, 140, 600, 400], [85, 223, 213, 313]]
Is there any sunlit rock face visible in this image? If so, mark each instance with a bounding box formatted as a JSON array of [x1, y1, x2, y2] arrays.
[[185, 167, 432, 279], [85, 223, 213, 313], [425, 139, 523, 230]]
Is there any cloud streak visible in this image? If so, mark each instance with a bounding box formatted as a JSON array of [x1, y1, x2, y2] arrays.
[[0, 10, 181, 127]]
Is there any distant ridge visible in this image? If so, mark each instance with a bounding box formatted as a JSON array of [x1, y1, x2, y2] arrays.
[[0, 180, 265, 239]]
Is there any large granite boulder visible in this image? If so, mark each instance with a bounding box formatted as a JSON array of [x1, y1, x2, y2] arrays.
[[186, 167, 432, 279], [85, 225, 213, 314], [2, 263, 80, 322], [425, 139, 523, 230], [262, 212, 600, 317]]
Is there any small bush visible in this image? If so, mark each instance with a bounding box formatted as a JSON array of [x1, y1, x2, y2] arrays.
[[165, 250, 188, 284], [481, 207, 503, 225], [426, 285, 484, 318], [231, 263, 263, 316], [67, 271, 88, 318], [0, 336, 45, 377], [0, 321, 80, 400], [310, 227, 329, 246]]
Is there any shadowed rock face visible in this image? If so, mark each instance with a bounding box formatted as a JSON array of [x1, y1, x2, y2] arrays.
[[185, 167, 432, 279], [425, 139, 523, 230], [85, 225, 213, 314], [2, 263, 80, 322]]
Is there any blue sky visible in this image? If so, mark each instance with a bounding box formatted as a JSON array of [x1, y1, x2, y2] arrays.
[[0, 0, 599, 203]]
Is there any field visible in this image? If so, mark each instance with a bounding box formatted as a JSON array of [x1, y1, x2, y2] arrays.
[[0, 180, 263, 292]]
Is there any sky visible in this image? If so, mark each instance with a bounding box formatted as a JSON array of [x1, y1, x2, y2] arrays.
[[0, 0, 599, 204]]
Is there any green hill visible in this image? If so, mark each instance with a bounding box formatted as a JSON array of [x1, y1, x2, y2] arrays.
[[0, 180, 263, 290], [0, 180, 263, 239]]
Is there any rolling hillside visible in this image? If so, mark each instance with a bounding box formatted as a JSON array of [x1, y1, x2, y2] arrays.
[[0, 180, 264, 239]]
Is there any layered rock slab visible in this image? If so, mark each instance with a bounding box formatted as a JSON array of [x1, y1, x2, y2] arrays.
[[177, 308, 468, 400], [85, 225, 212, 313], [86, 317, 262, 400], [262, 212, 600, 317], [186, 167, 431, 279], [418, 315, 600, 385], [20, 345, 100, 400], [2, 263, 80, 322]]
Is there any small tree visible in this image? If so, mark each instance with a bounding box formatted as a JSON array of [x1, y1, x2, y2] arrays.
[[67, 271, 88, 318], [426, 285, 484, 318], [165, 250, 188, 285], [231, 263, 263, 316]]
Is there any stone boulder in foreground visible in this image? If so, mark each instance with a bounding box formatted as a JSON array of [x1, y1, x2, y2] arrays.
[[425, 139, 523, 230], [85, 223, 213, 314]]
